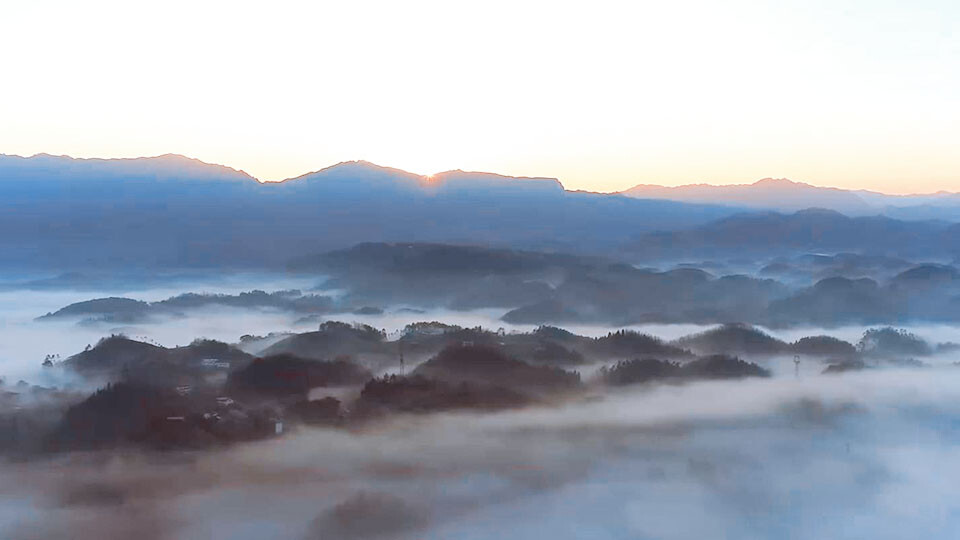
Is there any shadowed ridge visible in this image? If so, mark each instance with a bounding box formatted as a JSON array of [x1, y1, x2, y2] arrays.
[[627, 208, 952, 260], [0, 152, 257, 182]]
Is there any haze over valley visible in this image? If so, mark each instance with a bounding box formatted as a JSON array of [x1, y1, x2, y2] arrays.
[[1, 152, 960, 538], [3, 1, 959, 535]]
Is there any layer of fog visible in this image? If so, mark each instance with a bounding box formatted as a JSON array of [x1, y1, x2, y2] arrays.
[[0, 272, 319, 383], [3, 367, 960, 539], [6, 271, 960, 384], [3, 272, 960, 537]]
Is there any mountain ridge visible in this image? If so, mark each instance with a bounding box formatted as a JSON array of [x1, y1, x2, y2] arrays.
[[623, 176, 960, 200], [2, 153, 567, 192], [0, 152, 257, 183], [0, 152, 742, 269], [621, 176, 960, 218], [5, 152, 959, 201]]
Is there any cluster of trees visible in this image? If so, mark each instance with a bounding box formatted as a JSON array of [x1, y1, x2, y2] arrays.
[[10, 318, 952, 456], [857, 327, 932, 358], [599, 355, 769, 386], [47, 382, 284, 451], [39, 290, 337, 324], [227, 354, 372, 398], [356, 375, 529, 414]]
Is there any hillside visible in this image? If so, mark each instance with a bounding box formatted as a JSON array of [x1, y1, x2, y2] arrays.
[[411, 344, 581, 394], [627, 209, 958, 260]]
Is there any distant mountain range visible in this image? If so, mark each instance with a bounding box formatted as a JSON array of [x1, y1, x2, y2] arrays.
[[621, 177, 960, 220], [3, 152, 960, 270], [0, 153, 738, 269]]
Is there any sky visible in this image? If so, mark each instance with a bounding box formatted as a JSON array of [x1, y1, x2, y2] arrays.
[[1, 0, 957, 194]]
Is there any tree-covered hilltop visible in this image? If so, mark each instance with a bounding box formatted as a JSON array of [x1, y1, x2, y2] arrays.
[[4, 321, 946, 455]]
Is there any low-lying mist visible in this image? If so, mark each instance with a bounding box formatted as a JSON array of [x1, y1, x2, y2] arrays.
[[0, 274, 318, 383], [3, 367, 960, 539], [4, 269, 960, 539], [7, 274, 960, 383]]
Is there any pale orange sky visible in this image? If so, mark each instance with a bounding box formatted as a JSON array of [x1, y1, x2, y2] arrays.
[[2, 0, 958, 195]]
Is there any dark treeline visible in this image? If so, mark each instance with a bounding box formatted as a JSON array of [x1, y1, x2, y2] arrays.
[[36, 243, 960, 329], [1, 319, 947, 456], [38, 290, 336, 324], [297, 243, 960, 328]]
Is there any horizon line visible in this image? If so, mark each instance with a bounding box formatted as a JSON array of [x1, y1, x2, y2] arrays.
[[2, 150, 957, 199]]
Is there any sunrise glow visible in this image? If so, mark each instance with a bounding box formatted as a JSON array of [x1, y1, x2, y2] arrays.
[[2, 0, 958, 193]]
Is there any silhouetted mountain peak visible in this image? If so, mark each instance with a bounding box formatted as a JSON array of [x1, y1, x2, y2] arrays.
[[290, 159, 420, 179], [322, 159, 408, 174], [753, 177, 802, 187], [277, 161, 566, 196]]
